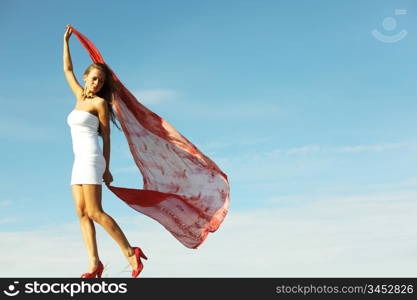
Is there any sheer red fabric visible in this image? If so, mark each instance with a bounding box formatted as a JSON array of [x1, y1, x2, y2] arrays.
[[68, 26, 230, 249]]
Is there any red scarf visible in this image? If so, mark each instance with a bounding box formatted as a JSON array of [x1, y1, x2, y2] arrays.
[[69, 26, 230, 249]]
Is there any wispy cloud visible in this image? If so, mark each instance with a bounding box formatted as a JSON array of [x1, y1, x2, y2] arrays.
[[132, 89, 179, 105], [285, 145, 321, 155], [0, 116, 58, 141], [268, 141, 414, 156], [0, 217, 23, 224], [319, 177, 417, 192], [334, 142, 412, 153], [193, 138, 414, 157], [177, 99, 282, 120], [206, 140, 417, 187], [129, 88, 282, 122], [195, 136, 272, 151], [1, 187, 417, 277], [212, 141, 414, 170], [0, 200, 12, 208]]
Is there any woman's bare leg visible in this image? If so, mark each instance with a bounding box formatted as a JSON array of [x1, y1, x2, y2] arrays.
[[71, 184, 100, 273], [82, 184, 138, 269]]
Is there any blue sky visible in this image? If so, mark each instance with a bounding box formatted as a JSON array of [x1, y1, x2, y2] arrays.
[[2, 0, 417, 277]]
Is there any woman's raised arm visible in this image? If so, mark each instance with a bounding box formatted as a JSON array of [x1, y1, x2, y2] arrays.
[[63, 25, 83, 98]]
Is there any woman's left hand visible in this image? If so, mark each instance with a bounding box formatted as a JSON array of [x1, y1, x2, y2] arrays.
[[103, 170, 113, 185]]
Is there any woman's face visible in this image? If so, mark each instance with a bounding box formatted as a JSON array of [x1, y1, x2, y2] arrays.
[[83, 68, 105, 95]]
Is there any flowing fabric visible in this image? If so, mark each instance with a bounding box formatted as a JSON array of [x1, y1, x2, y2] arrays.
[[68, 26, 230, 249]]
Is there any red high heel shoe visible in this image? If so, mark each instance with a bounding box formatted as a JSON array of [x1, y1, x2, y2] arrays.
[[81, 261, 104, 278], [131, 247, 148, 278]]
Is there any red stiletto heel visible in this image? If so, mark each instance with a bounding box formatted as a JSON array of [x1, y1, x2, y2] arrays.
[[81, 261, 104, 278], [96, 262, 104, 278], [131, 247, 148, 278]]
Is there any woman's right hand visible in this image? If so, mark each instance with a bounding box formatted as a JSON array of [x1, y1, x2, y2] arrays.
[[64, 25, 72, 42]]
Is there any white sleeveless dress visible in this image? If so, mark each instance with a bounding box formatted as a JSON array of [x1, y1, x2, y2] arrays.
[[67, 110, 106, 185]]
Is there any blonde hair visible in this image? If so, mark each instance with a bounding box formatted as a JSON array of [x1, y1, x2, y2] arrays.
[[82, 63, 121, 133]]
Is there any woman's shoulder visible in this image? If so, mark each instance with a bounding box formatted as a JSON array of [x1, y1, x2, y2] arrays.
[[74, 96, 106, 112], [93, 97, 109, 113], [93, 97, 106, 106]]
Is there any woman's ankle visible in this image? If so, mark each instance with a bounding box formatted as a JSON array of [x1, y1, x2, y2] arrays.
[[89, 257, 100, 266], [125, 246, 135, 257]]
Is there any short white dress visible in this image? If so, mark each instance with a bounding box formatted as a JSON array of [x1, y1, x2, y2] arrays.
[[67, 110, 106, 185]]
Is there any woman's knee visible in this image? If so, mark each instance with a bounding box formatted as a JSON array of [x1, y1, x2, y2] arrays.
[[76, 206, 88, 219], [86, 209, 104, 222]]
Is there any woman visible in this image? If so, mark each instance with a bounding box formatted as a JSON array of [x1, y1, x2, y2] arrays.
[[63, 25, 147, 278]]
